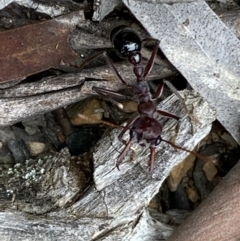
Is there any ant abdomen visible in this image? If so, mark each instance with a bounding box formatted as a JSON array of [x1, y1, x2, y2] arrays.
[[110, 25, 141, 59]]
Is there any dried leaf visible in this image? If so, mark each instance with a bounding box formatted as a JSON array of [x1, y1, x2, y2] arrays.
[[0, 11, 84, 84]]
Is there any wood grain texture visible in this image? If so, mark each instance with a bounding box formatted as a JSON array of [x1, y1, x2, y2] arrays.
[[0, 60, 174, 126], [0, 90, 215, 240]]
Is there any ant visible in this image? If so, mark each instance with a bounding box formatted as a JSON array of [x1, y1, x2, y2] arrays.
[[90, 25, 199, 173]]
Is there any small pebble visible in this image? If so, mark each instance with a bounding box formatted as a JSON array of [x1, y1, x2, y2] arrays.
[[186, 187, 199, 203], [27, 142, 46, 156]]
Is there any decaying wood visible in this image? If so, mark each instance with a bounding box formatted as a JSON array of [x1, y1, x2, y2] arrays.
[[0, 74, 85, 126], [0, 90, 216, 240], [93, 89, 215, 191], [167, 158, 240, 241], [92, 0, 122, 21], [0, 149, 88, 213], [0, 10, 84, 84], [0, 0, 80, 17], [0, 60, 175, 126], [123, 0, 240, 144], [69, 28, 112, 50]]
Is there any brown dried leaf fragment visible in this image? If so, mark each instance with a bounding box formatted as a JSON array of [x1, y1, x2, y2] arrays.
[[0, 11, 84, 84]]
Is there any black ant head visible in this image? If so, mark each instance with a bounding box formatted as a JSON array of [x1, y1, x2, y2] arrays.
[[110, 25, 141, 59]]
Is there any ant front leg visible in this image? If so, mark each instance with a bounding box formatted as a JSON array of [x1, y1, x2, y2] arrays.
[[116, 139, 132, 170], [116, 114, 138, 170], [78, 50, 128, 85], [152, 79, 180, 121], [141, 38, 160, 78], [164, 80, 201, 129], [156, 110, 180, 121], [92, 86, 132, 110], [164, 80, 189, 115], [118, 113, 138, 143], [153, 79, 199, 132], [149, 147, 156, 173], [102, 52, 128, 85]]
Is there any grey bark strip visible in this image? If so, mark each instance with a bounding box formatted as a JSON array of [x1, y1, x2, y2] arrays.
[[0, 61, 174, 126]]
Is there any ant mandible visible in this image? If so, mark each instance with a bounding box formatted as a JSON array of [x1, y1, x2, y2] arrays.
[[92, 25, 193, 173]]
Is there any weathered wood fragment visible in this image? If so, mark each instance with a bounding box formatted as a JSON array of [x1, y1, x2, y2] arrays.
[[0, 11, 84, 83], [0, 60, 175, 126], [92, 0, 122, 21], [0, 90, 215, 240]]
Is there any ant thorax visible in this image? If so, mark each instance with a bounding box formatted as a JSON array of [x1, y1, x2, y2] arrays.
[[132, 81, 150, 95], [138, 99, 156, 117], [93, 25, 181, 172]]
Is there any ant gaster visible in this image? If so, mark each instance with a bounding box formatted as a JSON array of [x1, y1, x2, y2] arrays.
[[92, 26, 190, 173]]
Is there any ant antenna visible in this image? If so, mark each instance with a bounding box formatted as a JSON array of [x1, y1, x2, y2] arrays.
[[161, 138, 213, 163]]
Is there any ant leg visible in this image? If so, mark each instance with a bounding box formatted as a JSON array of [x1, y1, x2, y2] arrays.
[[149, 147, 156, 173], [118, 113, 138, 143], [156, 110, 180, 121], [93, 86, 132, 101], [152, 79, 185, 110], [161, 138, 212, 163], [164, 80, 189, 114], [78, 50, 128, 85], [102, 52, 128, 85], [151, 79, 179, 121], [78, 50, 106, 70], [152, 79, 164, 100], [116, 139, 133, 170], [141, 38, 160, 78], [116, 114, 138, 170], [164, 80, 201, 128], [93, 86, 132, 109], [153, 79, 199, 127], [152, 81, 180, 120]]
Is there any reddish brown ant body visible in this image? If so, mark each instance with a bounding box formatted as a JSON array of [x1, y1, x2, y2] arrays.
[[92, 26, 195, 172]]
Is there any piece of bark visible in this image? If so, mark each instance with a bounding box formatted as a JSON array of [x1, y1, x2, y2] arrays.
[[0, 90, 215, 240], [129, 208, 175, 241], [0, 0, 74, 16], [69, 28, 112, 50], [0, 74, 85, 97], [0, 60, 175, 126], [0, 10, 84, 84], [0, 74, 85, 126], [218, 9, 240, 38], [93, 89, 215, 198], [92, 0, 122, 21], [167, 158, 240, 241], [0, 148, 88, 213], [123, 0, 240, 144]]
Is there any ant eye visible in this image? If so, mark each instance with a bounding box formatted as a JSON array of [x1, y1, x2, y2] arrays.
[[155, 136, 162, 146]]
